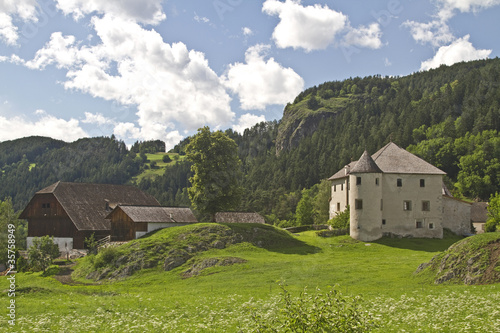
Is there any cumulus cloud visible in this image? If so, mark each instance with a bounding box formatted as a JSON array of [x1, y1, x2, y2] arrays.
[[24, 15, 234, 143], [0, 0, 38, 45], [233, 113, 266, 134], [437, 0, 500, 19], [262, 0, 347, 52], [55, 0, 166, 25], [420, 35, 491, 71], [0, 112, 88, 142], [403, 20, 454, 47], [82, 112, 114, 125], [343, 23, 382, 49], [223, 44, 304, 110]]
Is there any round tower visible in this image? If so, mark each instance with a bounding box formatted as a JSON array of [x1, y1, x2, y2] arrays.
[[349, 150, 383, 241]]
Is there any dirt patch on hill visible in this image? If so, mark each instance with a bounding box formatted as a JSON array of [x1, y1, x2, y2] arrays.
[[53, 263, 98, 286]]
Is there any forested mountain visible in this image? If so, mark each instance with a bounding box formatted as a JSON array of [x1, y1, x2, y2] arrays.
[[0, 136, 143, 211], [1, 58, 500, 222]]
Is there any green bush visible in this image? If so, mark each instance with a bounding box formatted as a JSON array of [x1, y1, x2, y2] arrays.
[[249, 283, 377, 332], [41, 265, 60, 277], [93, 247, 119, 269], [328, 206, 350, 230]]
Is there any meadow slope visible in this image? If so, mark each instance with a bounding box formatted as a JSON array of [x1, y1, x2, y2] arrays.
[[1, 225, 499, 332]]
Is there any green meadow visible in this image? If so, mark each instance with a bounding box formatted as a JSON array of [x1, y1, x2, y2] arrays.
[[1, 225, 499, 332], [133, 153, 187, 182]]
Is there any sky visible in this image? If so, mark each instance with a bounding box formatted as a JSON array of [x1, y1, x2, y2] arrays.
[[0, 0, 499, 149]]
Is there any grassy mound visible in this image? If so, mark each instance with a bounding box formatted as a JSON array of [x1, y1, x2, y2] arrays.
[[74, 223, 316, 281], [416, 232, 500, 284]]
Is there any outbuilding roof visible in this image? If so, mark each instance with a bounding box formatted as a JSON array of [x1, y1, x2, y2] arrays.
[[107, 205, 198, 223], [328, 142, 445, 180], [20, 181, 160, 231]]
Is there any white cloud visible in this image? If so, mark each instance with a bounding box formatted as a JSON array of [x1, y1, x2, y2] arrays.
[[403, 20, 454, 47], [0, 113, 88, 142], [112, 121, 183, 150], [233, 113, 266, 134], [55, 0, 166, 25], [242, 27, 253, 36], [262, 0, 347, 52], [0, 0, 38, 45], [420, 35, 491, 71], [223, 44, 304, 110], [24, 15, 234, 143], [344, 23, 382, 49], [437, 0, 500, 19], [82, 112, 114, 125], [194, 13, 209, 23]]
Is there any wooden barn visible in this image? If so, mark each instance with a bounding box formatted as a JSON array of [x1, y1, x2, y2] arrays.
[[106, 206, 198, 241], [215, 212, 266, 224], [19, 181, 160, 250]]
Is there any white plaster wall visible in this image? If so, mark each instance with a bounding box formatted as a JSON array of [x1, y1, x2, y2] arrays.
[[380, 174, 443, 238], [27, 237, 73, 251], [442, 196, 471, 235], [329, 178, 349, 219], [349, 173, 383, 241]]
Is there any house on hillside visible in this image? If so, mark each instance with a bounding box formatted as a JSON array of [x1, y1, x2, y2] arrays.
[[106, 206, 198, 241], [20, 181, 160, 250], [215, 212, 265, 224], [329, 142, 471, 241], [471, 202, 489, 234]]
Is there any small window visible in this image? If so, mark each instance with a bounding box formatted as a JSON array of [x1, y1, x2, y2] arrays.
[[375, 178, 379, 186], [422, 201, 430, 211], [420, 179, 425, 187], [382, 219, 386, 225], [341, 184, 343, 191], [356, 176, 362, 185], [403, 200, 412, 211], [416, 220, 423, 228], [355, 199, 363, 210], [333, 185, 336, 192], [42, 203, 50, 209], [337, 202, 341, 211], [397, 178, 403, 187], [429, 223, 434, 229]]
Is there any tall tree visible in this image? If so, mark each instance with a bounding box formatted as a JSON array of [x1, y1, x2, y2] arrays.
[[186, 127, 243, 221]]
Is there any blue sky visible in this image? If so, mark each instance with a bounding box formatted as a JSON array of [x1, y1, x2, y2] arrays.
[[0, 0, 499, 149]]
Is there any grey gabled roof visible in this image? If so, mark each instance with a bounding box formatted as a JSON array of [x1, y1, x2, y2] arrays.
[[350, 150, 382, 174], [21, 181, 160, 231], [108, 206, 198, 223], [371, 142, 446, 175], [215, 212, 265, 224], [328, 142, 445, 180]]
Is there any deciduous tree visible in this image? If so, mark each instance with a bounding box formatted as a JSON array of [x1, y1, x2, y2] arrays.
[[186, 127, 243, 221]]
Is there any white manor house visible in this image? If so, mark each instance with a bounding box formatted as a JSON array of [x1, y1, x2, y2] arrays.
[[329, 142, 471, 241]]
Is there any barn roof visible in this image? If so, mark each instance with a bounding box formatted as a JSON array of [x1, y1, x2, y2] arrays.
[[107, 206, 198, 223], [215, 212, 265, 224], [328, 142, 445, 180], [21, 181, 160, 231]]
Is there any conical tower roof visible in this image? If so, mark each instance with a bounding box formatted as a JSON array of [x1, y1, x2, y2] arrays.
[[350, 150, 382, 173]]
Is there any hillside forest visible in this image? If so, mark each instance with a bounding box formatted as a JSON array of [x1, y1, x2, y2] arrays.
[[1, 58, 500, 229]]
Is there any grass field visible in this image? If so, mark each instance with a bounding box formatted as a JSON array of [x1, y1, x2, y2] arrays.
[[133, 153, 187, 182], [1, 226, 499, 332]]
